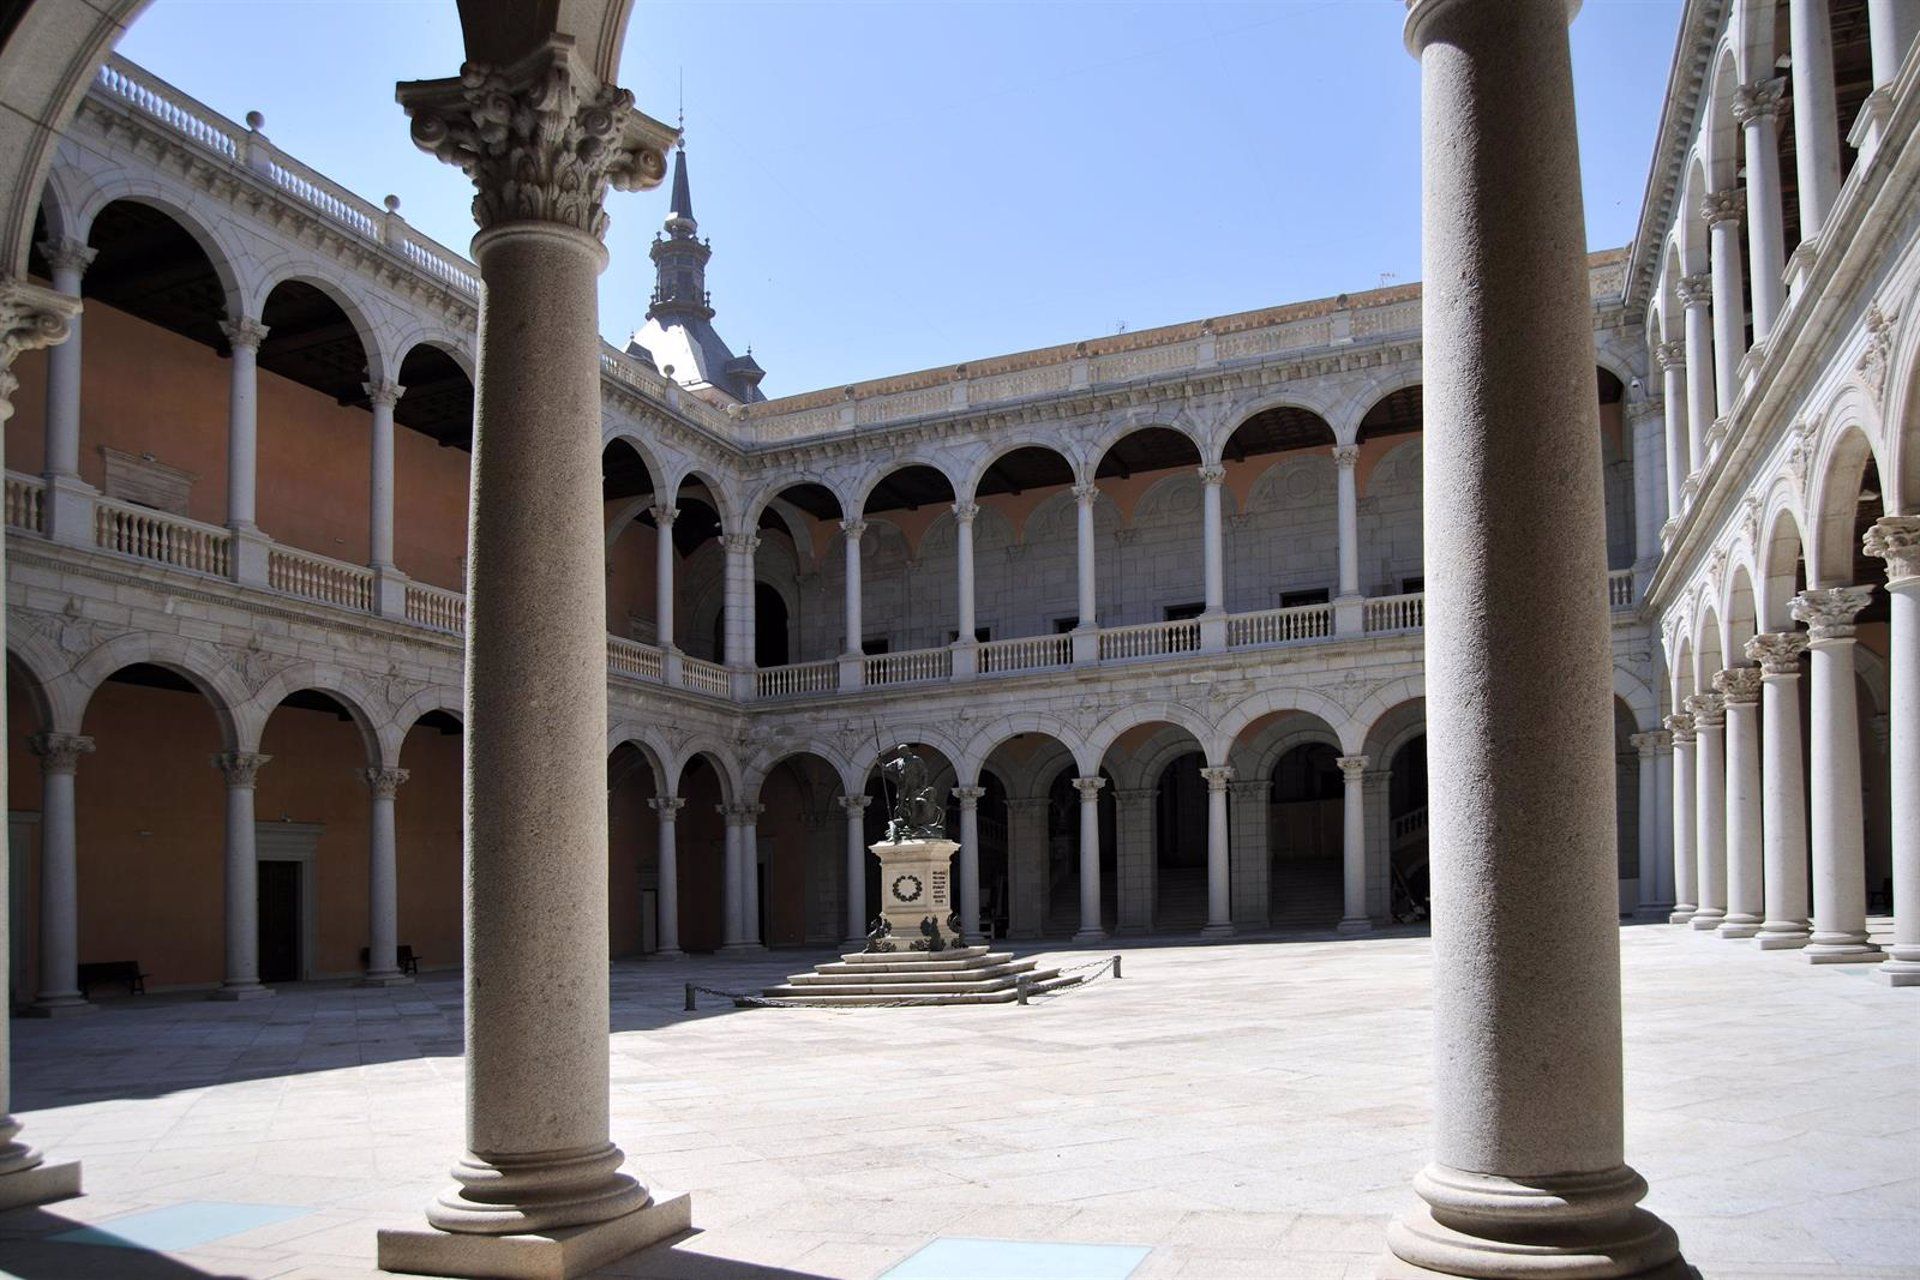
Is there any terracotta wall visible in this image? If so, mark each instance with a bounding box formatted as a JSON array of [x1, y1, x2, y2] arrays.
[[394, 722, 464, 969], [605, 508, 660, 640], [608, 761, 658, 957]]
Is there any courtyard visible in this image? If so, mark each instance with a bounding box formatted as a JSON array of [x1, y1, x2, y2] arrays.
[[0, 924, 1909, 1280]]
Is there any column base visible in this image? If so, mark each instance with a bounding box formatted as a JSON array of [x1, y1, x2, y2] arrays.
[[1688, 911, 1725, 931], [24, 996, 97, 1018], [652, 948, 686, 961], [1667, 906, 1696, 925], [1072, 928, 1108, 944], [718, 942, 765, 954], [210, 983, 275, 1001], [1755, 927, 1810, 950], [1337, 917, 1374, 935], [1875, 950, 1920, 987], [379, 1188, 690, 1280], [1716, 916, 1761, 939], [1199, 922, 1235, 940], [1380, 1164, 1686, 1280], [1806, 940, 1883, 965], [360, 972, 414, 988], [0, 1159, 81, 1213]]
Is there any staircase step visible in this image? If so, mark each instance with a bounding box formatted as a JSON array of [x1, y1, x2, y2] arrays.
[[787, 961, 1037, 986], [754, 972, 1085, 1007], [837, 945, 993, 964], [763, 966, 1064, 998], [811, 952, 1015, 976]]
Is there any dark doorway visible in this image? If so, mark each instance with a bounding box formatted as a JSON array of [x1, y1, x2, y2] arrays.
[[755, 583, 790, 667], [257, 860, 302, 984]]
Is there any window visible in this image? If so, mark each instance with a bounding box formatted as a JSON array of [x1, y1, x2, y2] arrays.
[[1279, 588, 1330, 609], [861, 637, 890, 656], [1163, 602, 1205, 622], [948, 627, 992, 643], [1400, 576, 1425, 595], [1053, 617, 1079, 634]]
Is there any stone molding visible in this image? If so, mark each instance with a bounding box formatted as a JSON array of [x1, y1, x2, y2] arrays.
[[397, 36, 670, 240], [1713, 667, 1763, 705], [363, 767, 410, 798], [1745, 631, 1808, 675], [28, 732, 94, 774], [1791, 586, 1873, 640], [213, 751, 271, 787], [1863, 515, 1920, 584]]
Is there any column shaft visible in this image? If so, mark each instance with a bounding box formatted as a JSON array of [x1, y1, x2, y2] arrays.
[[1628, 733, 1668, 915], [1794, 588, 1879, 961], [723, 533, 758, 669], [1735, 85, 1788, 340], [1792, 0, 1844, 238], [1201, 767, 1233, 937], [720, 810, 744, 948], [1716, 671, 1764, 937], [363, 768, 407, 984], [1690, 695, 1727, 930], [955, 787, 984, 942], [38, 243, 91, 482], [954, 504, 977, 641], [1868, 0, 1920, 83], [367, 383, 401, 568], [28, 734, 93, 1013], [214, 752, 271, 999], [1864, 521, 1920, 981], [1337, 755, 1370, 932], [651, 507, 677, 650], [1074, 484, 1098, 628], [1201, 468, 1225, 613], [1705, 197, 1747, 412], [842, 520, 864, 654], [1335, 446, 1361, 597], [221, 318, 266, 530], [1668, 722, 1698, 922], [650, 797, 683, 957], [1657, 348, 1687, 519], [1390, 4, 1682, 1274], [1073, 777, 1105, 942], [1678, 281, 1715, 471], [1748, 633, 1811, 947], [741, 809, 762, 947], [843, 796, 869, 944]]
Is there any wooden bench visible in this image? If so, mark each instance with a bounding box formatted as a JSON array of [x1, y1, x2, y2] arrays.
[[359, 945, 420, 976], [76, 960, 146, 997]]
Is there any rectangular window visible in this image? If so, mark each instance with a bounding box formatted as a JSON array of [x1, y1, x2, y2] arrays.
[[1279, 588, 1331, 608], [1163, 602, 1205, 622], [861, 637, 890, 656], [1401, 576, 1425, 595], [1053, 617, 1079, 634], [947, 627, 992, 643]]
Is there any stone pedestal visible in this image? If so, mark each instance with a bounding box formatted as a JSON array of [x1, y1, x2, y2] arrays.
[[865, 838, 962, 951]]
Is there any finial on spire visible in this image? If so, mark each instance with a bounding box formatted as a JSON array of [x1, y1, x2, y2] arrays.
[[676, 68, 685, 148]]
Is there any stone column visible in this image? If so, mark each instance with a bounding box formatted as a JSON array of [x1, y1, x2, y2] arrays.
[[954, 785, 984, 942], [366, 381, 403, 570], [722, 531, 758, 690], [1200, 463, 1226, 612], [1854, 0, 1918, 159], [1200, 765, 1234, 938], [0, 283, 84, 1210], [1792, 587, 1881, 963], [1666, 712, 1698, 923], [953, 499, 978, 640], [1747, 632, 1811, 948], [1675, 275, 1715, 473], [1628, 404, 1665, 568], [647, 796, 684, 958], [1113, 787, 1156, 933], [362, 767, 410, 985], [36, 238, 97, 546], [221, 315, 271, 583], [740, 804, 763, 948], [1072, 483, 1100, 664], [840, 793, 870, 945], [1387, 5, 1685, 1277], [1006, 796, 1049, 940], [213, 751, 272, 1000], [27, 733, 94, 1015], [1655, 343, 1688, 520], [1703, 192, 1746, 413], [1733, 81, 1788, 343], [649, 506, 678, 681], [718, 804, 745, 950], [840, 518, 865, 655], [1072, 775, 1106, 942], [1628, 731, 1670, 917], [389, 47, 679, 1261], [1792, 0, 1844, 241], [1653, 737, 1676, 910], [1714, 669, 1765, 937], [1336, 754, 1370, 933], [1334, 444, 1362, 597], [1228, 778, 1272, 928], [1688, 692, 1727, 931], [1865, 517, 1920, 983]]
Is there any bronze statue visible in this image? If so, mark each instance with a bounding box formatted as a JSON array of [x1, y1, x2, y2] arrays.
[[878, 742, 946, 841]]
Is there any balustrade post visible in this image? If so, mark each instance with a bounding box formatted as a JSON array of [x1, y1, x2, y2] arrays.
[[221, 314, 272, 586], [37, 239, 98, 547]]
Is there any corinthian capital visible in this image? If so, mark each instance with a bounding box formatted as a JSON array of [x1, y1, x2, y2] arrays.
[[37, 238, 97, 279], [1628, 730, 1672, 757], [213, 751, 272, 787], [1745, 631, 1807, 675], [1072, 481, 1100, 504], [220, 316, 270, 352], [1196, 464, 1226, 486], [1684, 692, 1724, 728], [364, 767, 410, 798], [722, 531, 761, 556], [648, 795, 686, 814], [0, 279, 80, 391], [1654, 340, 1686, 372], [1331, 444, 1360, 469], [1863, 515, 1920, 584], [1663, 711, 1695, 744], [1336, 754, 1369, 780], [1199, 765, 1233, 790], [1713, 667, 1763, 706], [1071, 775, 1106, 798], [1791, 586, 1873, 640], [28, 732, 94, 774], [1701, 189, 1744, 227], [1732, 78, 1785, 125], [397, 35, 673, 240], [1676, 274, 1713, 307], [363, 380, 406, 409]]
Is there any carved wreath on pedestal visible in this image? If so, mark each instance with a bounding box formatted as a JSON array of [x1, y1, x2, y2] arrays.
[[891, 873, 924, 904]]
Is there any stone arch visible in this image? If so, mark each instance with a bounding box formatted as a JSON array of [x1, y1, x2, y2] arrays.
[[1883, 274, 1920, 513], [240, 664, 385, 768], [250, 265, 392, 383], [1333, 365, 1425, 444], [1211, 685, 1365, 760], [383, 687, 464, 767], [1722, 561, 1760, 665], [600, 425, 670, 505], [393, 326, 477, 381], [605, 726, 671, 794], [1219, 390, 1341, 458], [855, 459, 960, 516], [1085, 701, 1218, 769], [1807, 418, 1887, 586], [1693, 601, 1726, 692], [71, 632, 245, 750], [1757, 491, 1808, 631], [1227, 711, 1344, 785], [4, 630, 83, 733], [1612, 664, 1661, 734], [962, 439, 1077, 502], [1086, 418, 1205, 482], [1701, 44, 1742, 194], [675, 469, 736, 533], [961, 711, 1093, 783], [5, 642, 61, 735], [674, 745, 738, 808], [72, 184, 247, 314]]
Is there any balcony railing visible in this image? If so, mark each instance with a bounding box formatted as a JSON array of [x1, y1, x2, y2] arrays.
[[980, 633, 1072, 674], [268, 545, 375, 612], [607, 636, 664, 682], [867, 646, 953, 687], [1364, 592, 1425, 634], [1099, 618, 1200, 661], [1608, 568, 1636, 610], [5, 473, 44, 534], [757, 659, 839, 698], [405, 582, 466, 634], [1228, 602, 1332, 647], [681, 656, 731, 697], [94, 498, 231, 576]]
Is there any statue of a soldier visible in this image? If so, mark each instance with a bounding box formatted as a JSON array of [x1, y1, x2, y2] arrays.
[[878, 742, 946, 841]]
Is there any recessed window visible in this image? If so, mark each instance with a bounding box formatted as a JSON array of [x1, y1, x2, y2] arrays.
[[1279, 588, 1331, 608]]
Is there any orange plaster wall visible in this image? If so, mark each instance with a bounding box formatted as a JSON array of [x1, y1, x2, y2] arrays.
[[608, 765, 659, 957], [677, 767, 726, 952], [605, 508, 659, 638], [392, 428, 472, 591], [255, 703, 378, 979], [762, 769, 808, 947], [1354, 433, 1422, 498], [396, 722, 463, 969]]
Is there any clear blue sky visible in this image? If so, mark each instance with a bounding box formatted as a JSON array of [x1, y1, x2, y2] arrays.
[[117, 1, 1682, 398]]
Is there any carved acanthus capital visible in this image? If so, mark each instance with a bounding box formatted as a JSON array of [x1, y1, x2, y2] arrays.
[[1199, 765, 1234, 791], [1654, 340, 1687, 372], [952, 785, 986, 807], [1684, 692, 1725, 728], [1745, 631, 1808, 675], [1863, 515, 1920, 584], [213, 751, 272, 787], [363, 380, 406, 409], [1330, 444, 1360, 470], [722, 531, 761, 556], [28, 732, 94, 774], [648, 795, 687, 814], [364, 767, 410, 798], [1336, 754, 1369, 780], [1713, 667, 1764, 706], [1071, 775, 1106, 798], [1733, 78, 1785, 124], [396, 36, 672, 241], [37, 238, 97, 279], [1701, 188, 1745, 228], [1628, 730, 1672, 757], [0, 280, 80, 420], [647, 505, 678, 528], [1791, 586, 1873, 640], [1197, 464, 1226, 487], [1072, 481, 1100, 504], [838, 793, 871, 813], [1664, 711, 1695, 744], [839, 517, 867, 539], [220, 316, 270, 352], [951, 501, 979, 525], [1675, 274, 1713, 307]]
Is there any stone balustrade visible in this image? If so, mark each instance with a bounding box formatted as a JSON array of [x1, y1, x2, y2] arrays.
[[5, 472, 44, 535], [1363, 592, 1425, 634], [267, 545, 375, 612], [1227, 602, 1334, 646], [91, 494, 231, 577]]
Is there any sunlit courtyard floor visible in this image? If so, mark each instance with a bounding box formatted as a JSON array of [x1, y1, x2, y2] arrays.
[[0, 921, 1914, 1280]]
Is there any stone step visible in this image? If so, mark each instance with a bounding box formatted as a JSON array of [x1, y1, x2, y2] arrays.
[[808, 952, 1018, 976], [785, 960, 1038, 986], [754, 972, 1085, 1007], [836, 945, 993, 964]]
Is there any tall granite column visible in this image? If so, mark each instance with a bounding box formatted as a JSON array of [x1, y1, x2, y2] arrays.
[[953, 501, 979, 675], [1199, 465, 1227, 649], [841, 793, 870, 945], [740, 804, 763, 949], [954, 785, 985, 942], [1072, 482, 1101, 663], [648, 796, 684, 958], [1666, 712, 1698, 923], [27, 733, 94, 1015], [362, 767, 410, 985], [366, 380, 404, 573], [0, 281, 84, 1210], [840, 518, 865, 656], [1792, 587, 1881, 963], [213, 751, 272, 999], [1385, 4, 1685, 1276], [1200, 765, 1234, 938], [1336, 754, 1371, 933], [1747, 632, 1811, 948], [1714, 669, 1765, 937], [650, 506, 677, 660], [36, 238, 96, 545], [1733, 81, 1788, 342], [1688, 692, 1728, 931], [1072, 776, 1106, 942], [1865, 517, 1920, 983], [387, 42, 684, 1271]]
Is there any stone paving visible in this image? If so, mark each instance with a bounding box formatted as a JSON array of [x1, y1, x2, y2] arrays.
[[0, 922, 1914, 1280]]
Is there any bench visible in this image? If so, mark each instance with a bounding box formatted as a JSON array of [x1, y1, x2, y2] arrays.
[[76, 960, 146, 997], [359, 945, 420, 976]]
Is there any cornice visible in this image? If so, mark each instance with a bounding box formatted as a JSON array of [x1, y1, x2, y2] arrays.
[[1625, 0, 1728, 313]]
